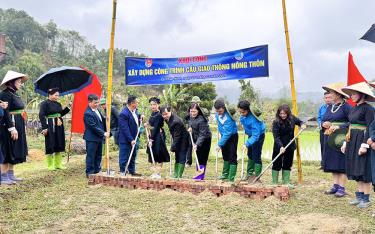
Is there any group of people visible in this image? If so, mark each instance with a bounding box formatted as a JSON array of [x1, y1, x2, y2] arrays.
[[0, 70, 311, 189], [318, 81, 375, 209], [82, 93, 305, 185]]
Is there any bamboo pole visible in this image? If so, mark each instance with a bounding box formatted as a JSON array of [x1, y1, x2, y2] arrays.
[[104, 0, 117, 175], [282, 0, 303, 183]]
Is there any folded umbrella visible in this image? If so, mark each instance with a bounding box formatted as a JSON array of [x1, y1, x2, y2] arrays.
[[34, 66, 93, 96]]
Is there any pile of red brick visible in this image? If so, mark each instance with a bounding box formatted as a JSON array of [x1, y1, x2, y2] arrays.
[[88, 174, 290, 201]]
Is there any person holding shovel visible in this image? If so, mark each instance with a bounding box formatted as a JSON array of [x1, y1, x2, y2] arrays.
[[161, 106, 189, 179], [214, 99, 238, 182], [187, 103, 212, 180], [238, 100, 266, 182], [145, 97, 170, 179], [271, 104, 305, 185], [118, 95, 143, 177]]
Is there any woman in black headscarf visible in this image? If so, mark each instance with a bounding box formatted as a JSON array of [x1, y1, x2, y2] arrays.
[[145, 97, 170, 179], [39, 88, 71, 170]]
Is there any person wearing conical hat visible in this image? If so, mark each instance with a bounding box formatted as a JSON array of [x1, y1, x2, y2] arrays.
[[0, 71, 28, 185], [238, 100, 266, 182], [214, 99, 238, 183], [341, 82, 375, 208], [320, 82, 352, 197], [39, 88, 71, 171]]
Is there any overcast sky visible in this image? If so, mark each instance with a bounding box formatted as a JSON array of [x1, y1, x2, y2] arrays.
[[2, 0, 375, 102]]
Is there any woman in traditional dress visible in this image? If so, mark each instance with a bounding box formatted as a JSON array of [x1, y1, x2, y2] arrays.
[[271, 104, 305, 185], [187, 103, 212, 180], [39, 88, 71, 170], [0, 71, 28, 184], [145, 97, 170, 179], [320, 82, 351, 197], [0, 100, 8, 184], [341, 82, 375, 208]]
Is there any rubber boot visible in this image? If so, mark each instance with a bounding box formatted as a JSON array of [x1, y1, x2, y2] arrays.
[[173, 163, 178, 178], [254, 164, 262, 177], [177, 163, 185, 178], [272, 170, 279, 185], [246, 159, 255, 179], [54, 153, 66, 170], [228, 164, 237, 183], [219, 161, 229, 180], [46, 155, 55, 171], [193, 165, 206, 180], [282, 170, 293, 187], [8, 170, 23, 182]]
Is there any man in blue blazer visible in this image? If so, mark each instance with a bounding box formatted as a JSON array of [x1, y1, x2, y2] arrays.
[[118, 95, 142, 176], [83, 94, 110, 178]]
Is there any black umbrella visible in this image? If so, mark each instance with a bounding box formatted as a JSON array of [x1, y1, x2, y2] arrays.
[[360, 24, 375, 43], [34, 66, 93, 96]]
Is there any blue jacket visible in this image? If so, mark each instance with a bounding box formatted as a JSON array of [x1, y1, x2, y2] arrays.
[[0, 108, 3, 118], [240, 113, 266, 147], [83, 107, 106, 142], [215, 111, 238, 147], [317, 104, 328, 128], [118, 106, 141, 144]]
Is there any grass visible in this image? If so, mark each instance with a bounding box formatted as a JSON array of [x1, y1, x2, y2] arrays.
[[0, 134, 374, 233]]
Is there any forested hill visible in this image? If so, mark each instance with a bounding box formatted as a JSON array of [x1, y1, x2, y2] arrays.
[[0, 8, 146, 103]]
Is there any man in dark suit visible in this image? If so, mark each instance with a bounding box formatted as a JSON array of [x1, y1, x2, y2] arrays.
[[118, 95, 142, 176], [83, 94, 110, 178]]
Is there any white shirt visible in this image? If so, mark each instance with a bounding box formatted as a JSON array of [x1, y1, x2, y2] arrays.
[[218, 114, 227, 125], [131, 109, 139, 126], [91, 108, 102, 122]]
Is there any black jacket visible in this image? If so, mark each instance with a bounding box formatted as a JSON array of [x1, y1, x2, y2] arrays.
[[272, 115, 302, 151], [102, 106, 119, 130], [83, 107, 107, 142], [188, 115, 211, 147], [167, 113, 189, 153]]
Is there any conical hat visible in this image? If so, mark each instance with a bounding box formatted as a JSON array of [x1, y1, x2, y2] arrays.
[[342, 82, 375, 102], [0, 71, 28, 89], [322, 82, 349, 99]]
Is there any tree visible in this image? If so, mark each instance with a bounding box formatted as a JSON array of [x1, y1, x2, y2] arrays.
[[238, 80, 259, 104], [161, 85, 189, 114], [181, 83, 217, 112]]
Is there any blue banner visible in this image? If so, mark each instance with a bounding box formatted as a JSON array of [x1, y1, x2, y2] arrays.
[[125, 45, 268, 86]]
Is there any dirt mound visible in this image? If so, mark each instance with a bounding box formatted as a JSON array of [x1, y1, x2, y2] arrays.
[[273, 213, 360, 234], [28, 149, 45, 161]]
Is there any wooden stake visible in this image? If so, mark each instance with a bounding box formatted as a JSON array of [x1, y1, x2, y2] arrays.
[[282, 0, 303, 183]]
